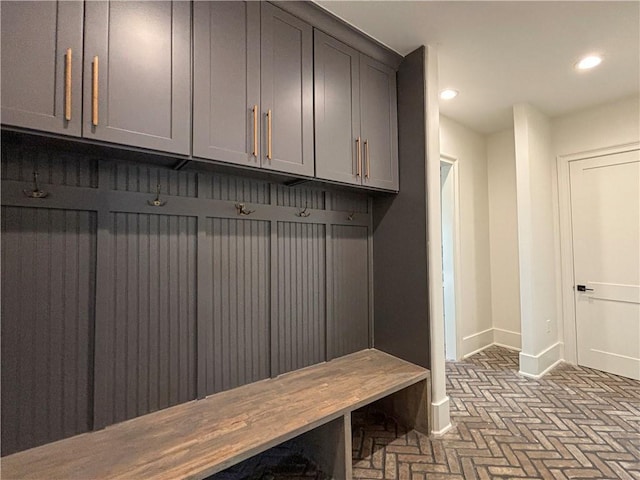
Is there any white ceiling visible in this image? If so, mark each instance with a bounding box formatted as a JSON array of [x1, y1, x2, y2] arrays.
[[315, 1, 640, 134]]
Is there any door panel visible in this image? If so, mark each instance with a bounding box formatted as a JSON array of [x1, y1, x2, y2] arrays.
[[360, 55, 398, 191], [83, 1, 191, 155], [261, 3, 314, 177], [570, 149, 640, 380], [314, 30, 361, 185], [193, 2, 260, 166], [1, 1, 83, 136]]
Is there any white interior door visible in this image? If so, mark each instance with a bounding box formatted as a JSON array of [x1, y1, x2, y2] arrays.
[[570, 149, 640, 380]]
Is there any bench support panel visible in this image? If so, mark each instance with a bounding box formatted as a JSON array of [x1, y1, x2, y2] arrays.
[[297, 413, 352, 480], [374, 377, 431, 435]]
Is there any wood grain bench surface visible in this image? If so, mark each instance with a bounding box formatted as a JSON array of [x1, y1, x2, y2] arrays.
[[2, 349, 429, 480]]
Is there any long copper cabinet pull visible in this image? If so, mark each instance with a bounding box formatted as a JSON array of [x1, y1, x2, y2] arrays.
[[92, 56, 99, 126], [365, 140, 370, 179], [356, 137, 362, 177], [266, 109, 272, 160], [64, 48, 72, 121], [252, 105, 258, 157]]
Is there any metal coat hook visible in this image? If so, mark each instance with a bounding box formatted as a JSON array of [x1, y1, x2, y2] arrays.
[[148, 183, 167, 207], [23, 171, 49, 199], [235, 203, 255, 216], [347, 212, 355, 221], [296, 203, 311, 218]]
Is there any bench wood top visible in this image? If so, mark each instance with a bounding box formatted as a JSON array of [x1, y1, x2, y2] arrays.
[[1, 349, 429, 480]]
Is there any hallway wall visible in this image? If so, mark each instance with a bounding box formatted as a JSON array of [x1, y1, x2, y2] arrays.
[[439, 116, 492, 358]]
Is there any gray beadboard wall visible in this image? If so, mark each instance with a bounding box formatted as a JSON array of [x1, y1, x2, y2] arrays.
[[1, 141, 373, 455]]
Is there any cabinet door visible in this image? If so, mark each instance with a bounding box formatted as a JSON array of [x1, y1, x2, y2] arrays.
[[261, 3, 314, 177], [193, 2, 260, 166], [314, 30, 361, 185], [360, 55, 399, 191], [1, 1, 83, 136], [83, 1, 191, 155]]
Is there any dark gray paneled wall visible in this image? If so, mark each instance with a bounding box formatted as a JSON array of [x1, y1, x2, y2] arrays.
[[275, 222, 326, 374], [0, 139, 372, 455], [98, 213, 198, 427], [373, 47, 430, 369], [1, 207, 96, 454], [206, 218, 270, 394], [329, 225, 369, 359]]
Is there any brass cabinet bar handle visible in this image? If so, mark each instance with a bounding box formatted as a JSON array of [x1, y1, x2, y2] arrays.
[[365, 140, 370, 178], [92, 56, 99, 126], [65, 48, 72, 121], [252, 105, 258, 157], [267, 109, 272, 160], [356, 137, 362, 177]]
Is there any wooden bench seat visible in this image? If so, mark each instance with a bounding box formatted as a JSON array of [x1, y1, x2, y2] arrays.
[[1, 349, 430, 480]]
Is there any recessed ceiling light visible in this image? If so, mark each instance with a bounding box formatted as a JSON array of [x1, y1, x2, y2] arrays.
[[440, 89, 459, 100], [575, 55, 603, 70]]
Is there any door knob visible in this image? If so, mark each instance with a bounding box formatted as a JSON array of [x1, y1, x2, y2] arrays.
[[576, 285, 594, 292]]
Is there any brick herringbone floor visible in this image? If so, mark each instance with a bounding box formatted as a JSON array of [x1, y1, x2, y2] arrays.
[[353, 346, 640, 480]]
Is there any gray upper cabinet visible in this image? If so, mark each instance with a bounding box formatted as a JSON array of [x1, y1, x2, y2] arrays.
[[360, 55, 399, 191], [193, 2, 314, 177], [314, 30, 361, 186], [314, 32, 399, 192], [83, 1, 191, 155], [193, 2, 260, 166], [261, 3, 314, 177], [1, 1, 84, 137]]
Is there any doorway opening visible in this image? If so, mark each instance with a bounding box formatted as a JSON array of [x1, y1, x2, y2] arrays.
[[440, 156, 461, 361]]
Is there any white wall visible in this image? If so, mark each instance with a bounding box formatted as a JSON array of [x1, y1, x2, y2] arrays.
[[487, 129, 521, 350], [553, 95, 640, 156], [440, 115, 493, 357], [513, 104, 563, 377]]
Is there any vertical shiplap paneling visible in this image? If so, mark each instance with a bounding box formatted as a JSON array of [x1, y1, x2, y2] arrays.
[[204, 173, 270, 204], [109, 161, 198, 197], [1, 207, 96, 456], [275, 185, 325, 209], [102, 213, 197, 426], [326, 190, 369, 213], [206, 218, 270, 394], [1, 143, 98, 188], [330, 225, 369, 359], [276, 222, 326, 374]]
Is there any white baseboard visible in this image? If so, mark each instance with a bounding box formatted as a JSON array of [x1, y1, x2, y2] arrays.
[[462, 328, 494, 358], [519, 342, 564, 378], [462, 328, 522, 358], [493, 328, 522, 351], [431, 396, 452, 436]]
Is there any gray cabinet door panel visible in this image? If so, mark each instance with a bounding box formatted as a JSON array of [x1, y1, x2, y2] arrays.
[[360, 55, 399, 191], [83, 1, 191, 155], [193, 2, 260, 166], [1, 1, 83, 136], [261, 3, 314, 177], [314, 30, 361, 186]]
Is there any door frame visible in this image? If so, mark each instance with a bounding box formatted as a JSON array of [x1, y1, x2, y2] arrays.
[[556, 141, 640, 364], [440, 154, 463, 361]]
